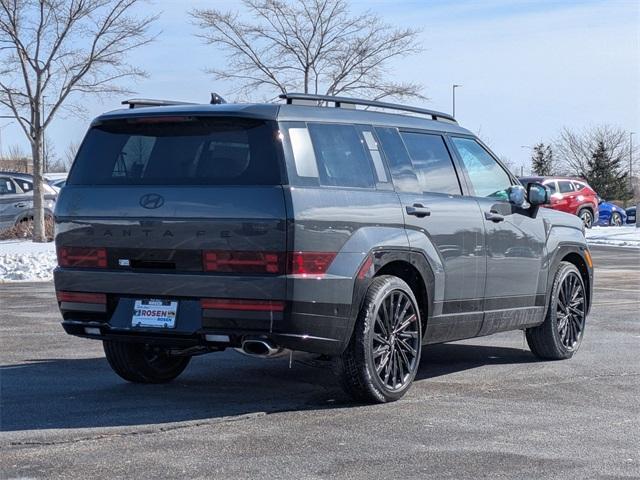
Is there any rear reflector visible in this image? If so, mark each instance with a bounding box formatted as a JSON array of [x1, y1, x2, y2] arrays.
[[201, 298, 285, 312], [84, 327, 101, 335], [289, 252, 336, 276], [57, 247, 107, 268], [202, 251, 284, 274], [205, 334, 230, 343], [57, 291, 107, 304]]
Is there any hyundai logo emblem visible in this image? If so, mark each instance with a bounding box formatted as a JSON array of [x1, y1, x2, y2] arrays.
[[139, 193, 165, 209]]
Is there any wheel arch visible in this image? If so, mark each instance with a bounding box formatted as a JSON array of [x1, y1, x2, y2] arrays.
[[345, 248, 436, 349], [546, 244, 593, 317]]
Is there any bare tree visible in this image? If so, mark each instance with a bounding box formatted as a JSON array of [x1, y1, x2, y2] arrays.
[[190, 0, 424, 101], [555, 125, 637, 178], [64, 140, 80, 168], [0, 0, 157, 241]]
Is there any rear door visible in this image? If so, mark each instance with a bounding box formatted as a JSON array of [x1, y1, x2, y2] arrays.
[[375, 127, 486, 342], [449, 136, 547, 334], [57, 115, 287, 300], [0, 177, 28, 227]]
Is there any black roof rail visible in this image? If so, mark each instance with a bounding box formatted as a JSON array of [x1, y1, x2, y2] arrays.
[[121, 98, 197, 109], [279, 93, 457, 123]]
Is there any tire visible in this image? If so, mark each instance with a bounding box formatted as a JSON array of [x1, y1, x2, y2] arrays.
[[578, 208, 593, 229], [610, 212, 622, 226], [335, 275, 422, 403], [526, 262, 586, 360], [103, 341, 190, 383]]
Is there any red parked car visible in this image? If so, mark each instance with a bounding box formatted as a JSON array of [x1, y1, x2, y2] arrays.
[[519, 176, 599, 228]]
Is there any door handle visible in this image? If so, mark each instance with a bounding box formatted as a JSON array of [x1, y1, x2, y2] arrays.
[[406, 204, 431, 218], [14, 202, 26, 208], [484, 211, 505, 222]]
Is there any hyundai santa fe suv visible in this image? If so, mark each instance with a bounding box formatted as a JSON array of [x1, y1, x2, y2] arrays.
[[54, 93, 593, 402]]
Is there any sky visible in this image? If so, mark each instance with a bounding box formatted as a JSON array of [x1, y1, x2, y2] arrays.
[[2, 0, 639, 174]]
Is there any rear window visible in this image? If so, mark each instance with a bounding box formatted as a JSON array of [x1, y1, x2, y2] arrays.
[[68, 117, 281, 185]]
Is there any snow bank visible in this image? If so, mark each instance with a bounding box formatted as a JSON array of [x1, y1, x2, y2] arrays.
[[585, 225, 640, 249], [0, 240, 57, 282]]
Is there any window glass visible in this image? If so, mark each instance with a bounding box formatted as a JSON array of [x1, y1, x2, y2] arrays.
[[0, 177, 16, 195], [375, 127, 421, 193], [544, 180, 557, 194], [572, 181, 584, 191], [288, 127, 318, 178], [307, 123, 375, 188], [68, 118, 281, 186], [558, 181, 575, 193], [400, 132, 461, 195], [15, 179, 33, 192], [451, 137, 512, 199]]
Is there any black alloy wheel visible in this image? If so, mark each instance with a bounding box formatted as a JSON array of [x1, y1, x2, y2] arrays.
[[371, 289, 421, 392], [555, 271, 586, 351]]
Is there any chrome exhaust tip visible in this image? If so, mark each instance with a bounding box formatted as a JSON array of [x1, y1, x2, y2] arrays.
[[236, 337, 287, 358]]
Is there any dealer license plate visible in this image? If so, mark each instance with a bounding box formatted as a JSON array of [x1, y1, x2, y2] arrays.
[[132, 299, 178, 328]]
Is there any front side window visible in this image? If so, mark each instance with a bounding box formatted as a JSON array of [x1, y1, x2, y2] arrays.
[[400, 132, 461, 195], [451, 137, 512, 199]]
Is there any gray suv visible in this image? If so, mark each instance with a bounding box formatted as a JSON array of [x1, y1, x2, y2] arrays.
[[54, 94, 593, 402], [0, 172, 57, 230]]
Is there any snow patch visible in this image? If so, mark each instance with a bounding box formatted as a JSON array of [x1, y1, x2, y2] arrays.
[[585, 225, 640, 249], [0, 240, 57, 282]]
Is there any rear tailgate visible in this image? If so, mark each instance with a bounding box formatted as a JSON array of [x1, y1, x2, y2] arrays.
[[54, 115, 287, 303]]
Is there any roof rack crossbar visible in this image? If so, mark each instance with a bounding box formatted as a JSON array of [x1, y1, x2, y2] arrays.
[[121, 98, 197, 109], [279, 93, 456, 123]]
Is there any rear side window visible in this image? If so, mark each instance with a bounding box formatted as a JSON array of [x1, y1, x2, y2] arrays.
[[544, 180, 557, 194], [558, 181, 575, 193], [0, 177, 16, 195], [68, 117, 281, 186], [375, 127, 421, 193], [306, 123, 375, 188], [400, 132, 461, 195]]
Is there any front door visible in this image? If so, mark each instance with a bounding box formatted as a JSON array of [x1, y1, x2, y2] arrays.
[[449, 136, 547, 335], [375, 127, 486, 342]]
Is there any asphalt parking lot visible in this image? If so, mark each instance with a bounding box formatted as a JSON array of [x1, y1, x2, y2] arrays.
[[1, 245, 639, 479]]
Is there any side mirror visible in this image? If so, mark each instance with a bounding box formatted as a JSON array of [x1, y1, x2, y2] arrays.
[[597, 197, 603, 205], [507, 185, 527, 207], [527, 182, 549, 206]]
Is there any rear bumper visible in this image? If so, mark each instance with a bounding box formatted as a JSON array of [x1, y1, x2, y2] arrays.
[[54, 268, 354, 356]]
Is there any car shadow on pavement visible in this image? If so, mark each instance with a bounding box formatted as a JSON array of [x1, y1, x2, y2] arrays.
[[0, 343, 537, 432]]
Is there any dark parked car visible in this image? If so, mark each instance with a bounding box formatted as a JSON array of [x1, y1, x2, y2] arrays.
[[626, 206, 636, 224], [519, 176, 599, 228], [0, 172, 57, 230], [54, 94, 593, 402]]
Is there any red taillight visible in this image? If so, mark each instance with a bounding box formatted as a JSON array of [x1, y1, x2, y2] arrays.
[[56, 291, 107, 304], [57, 247, 107, 268], [200, 298, 285, 312], [288, 252, 336, 276], [202, 251, 284, 274]]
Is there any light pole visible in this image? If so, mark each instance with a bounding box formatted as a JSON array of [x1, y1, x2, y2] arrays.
[[452, 84, 462, 118], [630, 132, 635, 197], [520, 145, 533, 176]]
